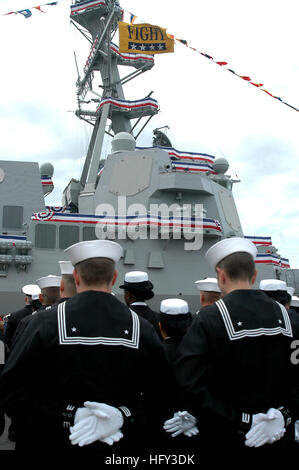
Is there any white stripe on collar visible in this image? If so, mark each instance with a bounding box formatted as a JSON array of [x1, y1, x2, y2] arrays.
[[57, 301, 140, 349], [215, 298, 293, 341], [130, 302, 148, 306]]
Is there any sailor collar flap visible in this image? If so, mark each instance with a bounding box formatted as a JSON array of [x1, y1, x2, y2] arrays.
[[57, 300, 140, 349], [215, 298, 293, 341]]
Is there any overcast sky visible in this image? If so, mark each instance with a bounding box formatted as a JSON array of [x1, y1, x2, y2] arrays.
[[0, 0, 299, 266]]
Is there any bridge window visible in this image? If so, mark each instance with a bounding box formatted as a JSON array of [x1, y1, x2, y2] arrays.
[[35, 224, 56, 249], [3, 205, 23, 229], [59, 225, 79, 249]]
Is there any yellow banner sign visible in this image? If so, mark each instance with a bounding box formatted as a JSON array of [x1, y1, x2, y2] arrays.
[[118, 22, 174, 54]]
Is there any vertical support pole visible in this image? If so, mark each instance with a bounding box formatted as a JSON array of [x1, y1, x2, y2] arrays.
[[86, 102, 110, 187]]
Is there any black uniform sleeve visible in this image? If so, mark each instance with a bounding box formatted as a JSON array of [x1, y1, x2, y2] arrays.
[[4, 315, 17, 351], [9, 316, 31, 351], [0, 314, 77, 437], [174, 315, 248, 431]]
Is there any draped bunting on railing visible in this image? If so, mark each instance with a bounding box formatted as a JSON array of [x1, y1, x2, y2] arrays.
[[255, 253, 290, 268], [110, 42, 154, 66], [136, 146, 216, 174], [244, 237, 290, 267], [96, 97, 159, 118], [137, 146, 215, 164], [31, 211, 223, 232], [244, 236, 272, 246], [84, 40, 154, 74], [45, 206, 71, 212], [41, 176, 54, 187], [280, 258, 291, 269]]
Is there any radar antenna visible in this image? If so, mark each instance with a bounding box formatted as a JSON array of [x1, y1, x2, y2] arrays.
[[153, 126, 172, 147]]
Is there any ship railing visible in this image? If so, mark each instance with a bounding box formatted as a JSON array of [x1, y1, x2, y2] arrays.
[[71, 1, 109, 18]]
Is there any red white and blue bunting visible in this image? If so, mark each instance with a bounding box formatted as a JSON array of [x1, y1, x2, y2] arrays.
[[255, 253, 290, 268], [136, 146, 216, 174], [280, 258, 291, 269], [45, 205, 71, 213], [41, 176, 54, 187], [110, 42, 154, 66], [31, 211, 222, 232], [96, 97, 159, 117], [84, 40, 154, 75], [244, 235, 272, 246], [137, 146, 215, 165]]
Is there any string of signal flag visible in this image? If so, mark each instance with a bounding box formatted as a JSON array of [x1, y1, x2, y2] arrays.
[[1, 0, 298, 113], [127, 11, 298, 113]]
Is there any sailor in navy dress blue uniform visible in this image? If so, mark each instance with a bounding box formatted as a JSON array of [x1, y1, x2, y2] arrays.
[[120, 271, 162, 339], [10, 274, 62, 350], [0, 240, 175, 452], [158, 298, 193, 366], [3, 284, 41, 352], [174, 237, 299, 456]]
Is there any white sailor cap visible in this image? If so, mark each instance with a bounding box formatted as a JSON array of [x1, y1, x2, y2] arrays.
[[59, 260, 74, 275], [119, 271, 154, 299], [160, 298, 189, 315], [259, 279, 287, 291], [205, 237, 257, 270], [195, 277, 221, 293], [291, 295, 299, 307], [22, 284, 41, 296], [65, 240, 123, 266], [36, 275, 61, 289], [124, 271, 149, 283], [287, 286, 295, 297], [32, 294, 40, 301]]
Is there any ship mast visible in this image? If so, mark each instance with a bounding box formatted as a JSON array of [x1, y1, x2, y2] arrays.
[[70, 0, 157, 199]]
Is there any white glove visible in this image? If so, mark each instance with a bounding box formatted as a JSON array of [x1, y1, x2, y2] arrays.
[[73, 406, 93, 424], [245, 408, 286, 448], [183, 425, 199, 437], [163, 411, 198, 437], [69, 402, 124, 447]]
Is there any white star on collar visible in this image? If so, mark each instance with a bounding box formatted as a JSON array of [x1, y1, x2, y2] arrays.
[[124, 330, 129, 335], [278, 319, 282, 324], [71, 327, 77, 332], [237, 322, 243, 327]]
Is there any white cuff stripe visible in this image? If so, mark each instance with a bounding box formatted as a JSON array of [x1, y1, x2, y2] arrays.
[[119, 406, 131, 417], [242, 413, 250, 424]]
